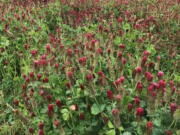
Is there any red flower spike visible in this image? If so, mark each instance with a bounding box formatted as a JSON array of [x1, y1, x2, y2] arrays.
[[170, 103, 176, 113], [14, 100, 19, 106], [157, 71, 164, 79], [146, 121, 153, 130], [28, 128, 34, 134], [135, 97, 140, 106], [39, 122, 44, 129], [119, 76, 124, 83], [112, 109, 118, 115], [80, 84, 85, 90], [107, 90, 114, 100], [80, 113, 85, 120], [127, 103, 132, 112], [46, 44, 51, 51], [30, 112, 35, 117], [39, 129, 44, 135], [56, 100, 61, 107], [167, 130, 171, 135], [86, 74, 92, 81], [40, 90, 44, 96], [46, 94, 52, 102], [116, 94, 121, 100], [48, 104, 54, 112], [103, 116, 108, 123], [136, 107, 144, 117], [54, 120, 59, 127]]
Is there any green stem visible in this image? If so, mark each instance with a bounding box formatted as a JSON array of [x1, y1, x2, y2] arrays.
[[168, 120, 175, 129]]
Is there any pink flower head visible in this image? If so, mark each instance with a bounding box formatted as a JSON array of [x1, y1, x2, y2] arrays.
[[40, 90, 44, 96], [23, 74, 26, 78], [79, 58, 83, 63], [127, 103, 132, 112], [107, 48, 111, 54], [99, 25, 103, 31], [48, 104, 54, 112], [119, 30, 123, 35], [149, 15, 154, 21], [65, 82, 70, 88], [39, 122, 44, 129], [118, 52, 123, 58], [126, 11, 130, 16], [109, 21, 112, 26], [43, 77, 48, 83], [28, 128, 34, 134], [171, 87, 176, 94], [157, 71, 164, 79], [119, 76, 124, 83], [112, 109, 118, 115], [146, 121, 153, 130], [29, 72, 34, 78], [148, 75, 154, 82], [14, 99, 19, 106], [56, 100, 61, 107], [167, 130, 171, 135], [97, 48, 103, 55], [46, 44, 51, 51], [66, 48, 72, 56], [157, 56, 161, 60], [136, 107, 143, 117], [116, 94, 121, 100], [83, 57, 87, 62], [86, 74, 92, 81], [169, 81, 174, 86], [123, 58, 127, 64], [152, 91, 157, 97], [25, 78, 29, 83], [170, 103, 176, 113], [115, 80, 120, 86], [143, 51, 150, 56], [148, 85, 153, 92], [80, 84, 85, 90], [142, 56, 148, 63], [68, 71, 72, 77], [119, 44, 125, 48], [118, 17, 123, 22], [54, 120, 59, 127], [80, 113, 85, 120], [137, 82, 143, 92], [46, 94, 52, 101], [98, 71, 103, 76], [158, 80, 166, 88], [135, 97, 140, 105], [145, 72, 151, 77], [137, 67, 142, 73], [54, 63, 59, 68], [149, 62, 154, 68], [30, 112, 35, 117], [107, 90, 114, 99], [103, 116, 108, 123], [39, 129, 44, 135], [91, 40, 96, 45], [86, 33, 91, 39], [60, 44, 64, 49], [148, 33, 152, 39]]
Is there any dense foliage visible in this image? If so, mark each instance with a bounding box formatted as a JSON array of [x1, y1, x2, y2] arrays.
[[0, 0, 180, 135]]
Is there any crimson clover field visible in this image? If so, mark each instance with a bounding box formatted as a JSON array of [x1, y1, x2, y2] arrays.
[[0, 0, 180, 135]]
